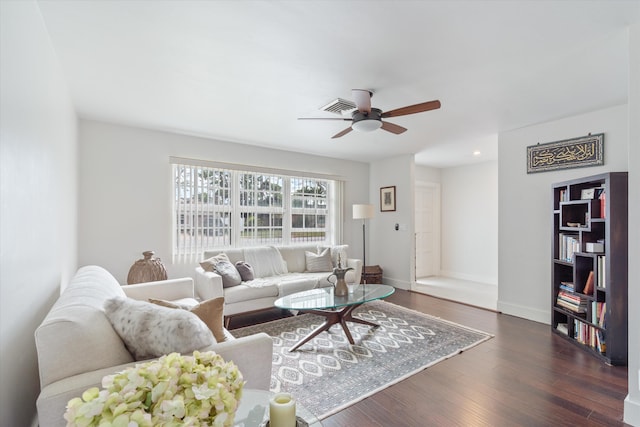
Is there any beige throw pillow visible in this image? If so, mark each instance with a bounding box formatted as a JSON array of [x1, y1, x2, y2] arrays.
[[149, 297, 227, 343], [199, 253, 230, 272], [305, 248, 333, 272], [104, 297, 214, 361]]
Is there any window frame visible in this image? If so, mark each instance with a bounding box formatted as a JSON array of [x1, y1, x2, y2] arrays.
[[171, 158, 342, 262]]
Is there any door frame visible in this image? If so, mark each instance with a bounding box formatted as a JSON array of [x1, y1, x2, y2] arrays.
[[413, 181, 441, 286]]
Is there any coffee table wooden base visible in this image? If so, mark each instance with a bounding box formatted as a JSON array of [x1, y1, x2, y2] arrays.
[[289, 303, 379, 351]]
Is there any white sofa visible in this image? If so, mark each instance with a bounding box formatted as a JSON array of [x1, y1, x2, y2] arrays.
[[34, 265, 273, 427], [195, 244, 362, 325]]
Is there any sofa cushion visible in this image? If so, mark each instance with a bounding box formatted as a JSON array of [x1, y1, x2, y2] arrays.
[[305, 248, 333, 272], [34, 266, 134, 390], [235, 261, 255, 281], [319, 244, 349, 268], [215, 260, 242, 287], [149, 297, 227, 343], [276, 245, 318, 273], [223, 281, 279, 304], [244, 246, 287, 277], [104, 297, 214, 360], [277, 277, 320, 297]]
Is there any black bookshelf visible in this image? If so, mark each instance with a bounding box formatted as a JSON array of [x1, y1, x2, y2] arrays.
[[551, 172, 628, 365]]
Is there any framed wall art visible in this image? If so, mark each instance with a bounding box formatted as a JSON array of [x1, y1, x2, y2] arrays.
[[380, 186, 396, 212], [526, 133, 604, 174]]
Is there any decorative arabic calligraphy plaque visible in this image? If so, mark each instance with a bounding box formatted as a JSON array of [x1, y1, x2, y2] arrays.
[[527, 133, 604, 174]]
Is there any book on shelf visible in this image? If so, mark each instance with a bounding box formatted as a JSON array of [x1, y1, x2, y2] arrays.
[[583, 270, 594, 295], [559, 233, 580, 262], [597, 255, 606, 288], [596, 329, 606, 354], [574, 320, 605, 352], [593, 301, 606, 326], [559, 281, 574, 292], [556, 300, 586, 313], [559, 189, 567, 202], [599, 190, 606, 218], [556, 290, 588, 313], [599, 302, 607, 327]]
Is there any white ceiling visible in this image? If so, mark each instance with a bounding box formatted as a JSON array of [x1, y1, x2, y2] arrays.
[[37, 1, 639, 168]]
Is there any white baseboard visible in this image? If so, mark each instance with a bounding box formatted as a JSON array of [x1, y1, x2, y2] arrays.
[[382, 276, 410, 290], [497, 300, 549, 324], [625, 394, 640, 426], [439, 270, 497, 286]]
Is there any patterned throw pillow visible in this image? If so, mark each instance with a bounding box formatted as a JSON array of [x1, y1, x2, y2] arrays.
[[235, 261, 255, 282], [149, 297, 227, 343], [215, 260, 242, 287], [199, 253, 230, 272], [104, 297, 214, 361], [305, 248, 334, 272]]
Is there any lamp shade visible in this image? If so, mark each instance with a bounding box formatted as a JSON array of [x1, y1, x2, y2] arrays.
[[353, 204, 374, 219]]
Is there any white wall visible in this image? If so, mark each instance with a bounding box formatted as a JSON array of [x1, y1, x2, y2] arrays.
[[0, 2, 78, 425], [498, 104, 629, 324], [624, 22, 640, 427], [415, 164, 441, 183], [440, 160, 498, 284], [78, 120, 370, 282], [369, 155, 415, 289]]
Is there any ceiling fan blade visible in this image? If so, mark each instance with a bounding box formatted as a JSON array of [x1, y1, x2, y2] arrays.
[[298, 117, 351, 121], [381, 121, 407, 135], [381, 100, 441, 118], [352, 89, 372, 113], [332, 127, 353, 139]]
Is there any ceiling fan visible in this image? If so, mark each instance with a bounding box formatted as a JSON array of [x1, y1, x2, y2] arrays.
[[299, 89, 441, 139]]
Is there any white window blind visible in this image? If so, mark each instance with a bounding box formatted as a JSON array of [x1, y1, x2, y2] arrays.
[[171, 158, 343, 262]]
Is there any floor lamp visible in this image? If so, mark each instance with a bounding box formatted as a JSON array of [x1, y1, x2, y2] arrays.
[[352, 204, 374, 284]]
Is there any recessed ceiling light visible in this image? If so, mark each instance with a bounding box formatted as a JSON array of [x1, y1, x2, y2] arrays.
[[473, 150, 482, 156]]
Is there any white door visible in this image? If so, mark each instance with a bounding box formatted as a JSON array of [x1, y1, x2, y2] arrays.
[[415, 182, 440, 278]]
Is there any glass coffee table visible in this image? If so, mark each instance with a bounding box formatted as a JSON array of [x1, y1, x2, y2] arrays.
[[274, 284, 395, 351]]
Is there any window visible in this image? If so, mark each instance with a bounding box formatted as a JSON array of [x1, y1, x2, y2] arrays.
[[172, 159, 342, 261]]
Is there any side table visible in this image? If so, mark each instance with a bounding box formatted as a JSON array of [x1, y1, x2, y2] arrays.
[[361, 265, 382, 284]]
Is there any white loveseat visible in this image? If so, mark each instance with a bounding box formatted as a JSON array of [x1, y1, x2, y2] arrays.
[[195, 245, 362, 325], [34, 265, 273, 427]]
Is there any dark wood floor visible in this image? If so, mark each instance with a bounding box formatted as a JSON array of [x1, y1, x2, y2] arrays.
[[229, 289, 629, 427]]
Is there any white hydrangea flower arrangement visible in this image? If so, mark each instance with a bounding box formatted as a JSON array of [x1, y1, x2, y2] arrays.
[[64, 351, 244, 427]]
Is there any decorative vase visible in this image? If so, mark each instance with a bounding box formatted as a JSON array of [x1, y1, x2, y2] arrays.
[[327, 258, 353, 297], [127, 251, 168, 285]]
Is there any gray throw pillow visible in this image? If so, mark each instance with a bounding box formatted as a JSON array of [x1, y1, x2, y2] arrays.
[[215, 260, 242, 287], [235, 261, 255, 282], [104, 297, 214, 361]]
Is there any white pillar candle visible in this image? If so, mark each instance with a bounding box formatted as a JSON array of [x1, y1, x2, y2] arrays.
[[269, 392, 296, 427]]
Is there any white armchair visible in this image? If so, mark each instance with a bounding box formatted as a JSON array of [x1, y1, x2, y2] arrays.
[[35, 266, 273, 427]]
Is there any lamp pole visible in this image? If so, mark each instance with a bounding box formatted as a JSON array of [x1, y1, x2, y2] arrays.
[[361, 219, 367, 283], [352, 204, 374, 285]]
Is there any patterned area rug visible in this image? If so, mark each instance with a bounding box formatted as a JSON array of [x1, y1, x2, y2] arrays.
[[232, 300, 493, 420]]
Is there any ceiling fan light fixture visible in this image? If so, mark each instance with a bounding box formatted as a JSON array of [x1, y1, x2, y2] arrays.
[[352, 119, 382, 132], [351, 108, 383, 133]]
